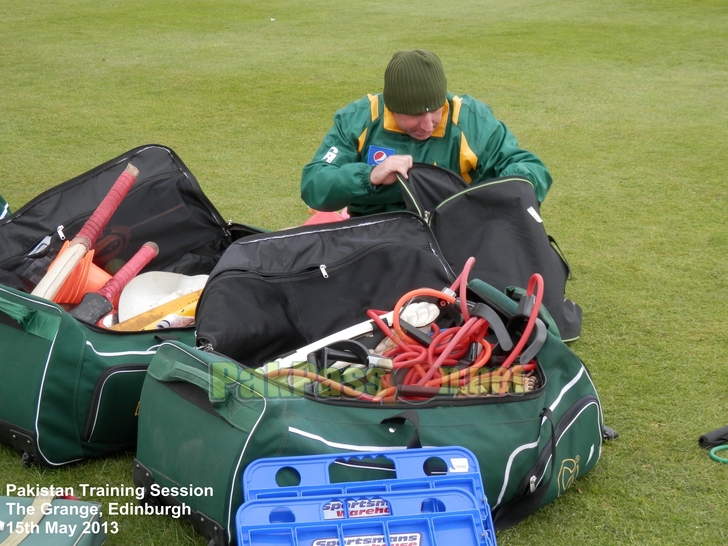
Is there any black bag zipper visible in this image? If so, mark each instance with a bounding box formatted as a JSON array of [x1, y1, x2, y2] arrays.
[[431, 177, 534, 227], [397, 182, 426, 220], [398, 174, 535, 228], [515, 394, 601, 497], [214, 240, 423, 280], [81, 364, 149, 442], [197, 239, 454, 328], [0, 216, 82, 271]]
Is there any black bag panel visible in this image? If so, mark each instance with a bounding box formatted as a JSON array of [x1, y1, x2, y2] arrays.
[[398, 163, 468, 217], [208, 212, 444, 276], [196, 213, 455, 366], [0, 145, 261, 284], [1, 145, 191, 265], [399, 165, 581, 340], [431, 179, 578, 339], [195, 274, 308, 366], [90, 171, 224, 273], [432, 178, 566, 285]]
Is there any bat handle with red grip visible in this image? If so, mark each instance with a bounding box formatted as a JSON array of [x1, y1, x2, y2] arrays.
[[97, 242, 159, 303], [75, 163, 139, 249]]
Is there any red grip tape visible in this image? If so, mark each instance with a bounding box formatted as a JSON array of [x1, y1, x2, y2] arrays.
[[97, 243, 158, 302], [75, 170, 137, 246]]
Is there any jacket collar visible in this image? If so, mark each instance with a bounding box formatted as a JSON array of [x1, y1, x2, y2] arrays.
[[383, 100, 450, 138]]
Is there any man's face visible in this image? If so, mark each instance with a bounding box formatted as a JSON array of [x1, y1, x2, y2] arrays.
[[392, 108, 444, 141]]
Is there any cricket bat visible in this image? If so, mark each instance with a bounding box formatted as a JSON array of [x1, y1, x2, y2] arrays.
[[70, 242, 159, 325], [31, 163, 139, 301]]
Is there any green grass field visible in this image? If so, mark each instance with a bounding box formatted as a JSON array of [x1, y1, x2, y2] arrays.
[[1, 0, 727, 544]]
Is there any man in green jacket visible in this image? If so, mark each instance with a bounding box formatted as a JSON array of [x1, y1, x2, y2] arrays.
[[300, 50, 553, 217]]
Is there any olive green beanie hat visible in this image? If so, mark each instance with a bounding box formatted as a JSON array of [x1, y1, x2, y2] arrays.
[[383, 50, 447, 115]]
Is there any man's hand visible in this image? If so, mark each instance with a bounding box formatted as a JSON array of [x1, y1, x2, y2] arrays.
[[370, 154, 413, 186]]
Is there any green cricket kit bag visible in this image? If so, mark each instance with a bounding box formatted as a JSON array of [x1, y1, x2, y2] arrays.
[[397, 164, 582, 342], [134, 214, 603, 545], [0, 144, 262, 466]]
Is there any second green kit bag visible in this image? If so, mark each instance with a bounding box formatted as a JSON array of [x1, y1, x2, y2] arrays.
[[134, 269, 603, 546]]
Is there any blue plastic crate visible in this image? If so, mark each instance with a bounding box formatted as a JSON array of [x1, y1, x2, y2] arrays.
[[244, 446, 485, 501], [237, 447, 496, 546], [236, 488, 493, 546]]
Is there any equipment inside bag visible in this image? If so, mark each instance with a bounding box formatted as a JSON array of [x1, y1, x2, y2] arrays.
[[265, 257, 549, 403]]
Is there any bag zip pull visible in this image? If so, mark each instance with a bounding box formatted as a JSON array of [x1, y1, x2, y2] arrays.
[[224, 220, 235, 238], [319, 264, 329, 279], [423, 210, 431, 222], [529, 475, 537, 493], [27, 235, 52, 257], [56, 225, 66, 241], [197, 339, 214, 352]]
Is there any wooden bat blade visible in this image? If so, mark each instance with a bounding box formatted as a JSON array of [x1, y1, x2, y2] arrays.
[[30, 243, 87, 300], [30, 162, 139, 302]]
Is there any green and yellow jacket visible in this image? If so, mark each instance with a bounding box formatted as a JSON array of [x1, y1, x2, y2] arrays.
[[300, 92, 552, 216]]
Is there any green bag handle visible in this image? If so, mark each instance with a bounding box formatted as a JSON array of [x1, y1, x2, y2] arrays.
[[0, 294, 60, 341], [148, 345, 217, 391], [149, 345, 265, 404], [150, 351, 269, 431], [165, 361, 212, 392], [151, 341, 316, 399]]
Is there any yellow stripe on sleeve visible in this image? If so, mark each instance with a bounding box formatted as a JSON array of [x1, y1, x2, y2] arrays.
[[459, 132, 477, 183], [367, 94, 380, 121], [452, 96, 463, 125], [357, 128, 368, 153]]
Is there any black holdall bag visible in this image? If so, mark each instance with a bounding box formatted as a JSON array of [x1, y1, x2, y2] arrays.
[[194, 212, 456, 366], [0, 144, 259, 285], [0, 144, 263, 466], [396, 163, 582, 342]]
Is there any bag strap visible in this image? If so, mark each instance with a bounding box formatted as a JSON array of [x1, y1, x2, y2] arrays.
[[1, 495, 54, 546], [380, 410, 422, 449], [492, 408, 556, 530], [0, 294, 60, 341]]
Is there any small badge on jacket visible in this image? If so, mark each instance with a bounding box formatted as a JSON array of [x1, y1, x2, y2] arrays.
[[367, 146, 396, 166]]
